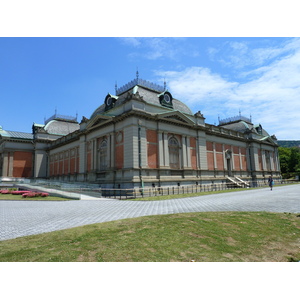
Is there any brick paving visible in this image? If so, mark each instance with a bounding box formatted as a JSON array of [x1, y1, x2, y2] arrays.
[[1, 184, 299, 241]]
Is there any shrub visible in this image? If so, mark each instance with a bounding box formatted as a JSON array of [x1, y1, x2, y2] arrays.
[[22, 192, 49, 198], [11, 190, 30, 195], [22, 192, 37, 198], [0, 190, 10, 194]]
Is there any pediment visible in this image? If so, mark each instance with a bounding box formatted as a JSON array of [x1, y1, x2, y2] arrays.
[[259, 136, 278, 146], [157, 111, 195, 125], [86, 115, 113, 129]]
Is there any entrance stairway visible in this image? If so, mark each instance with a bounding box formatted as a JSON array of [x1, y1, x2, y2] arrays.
[[227, 176, 250, 188]]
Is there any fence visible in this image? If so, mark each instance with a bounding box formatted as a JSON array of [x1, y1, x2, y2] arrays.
[[98, 180, 294, 200], [12, 178, 298, 200]]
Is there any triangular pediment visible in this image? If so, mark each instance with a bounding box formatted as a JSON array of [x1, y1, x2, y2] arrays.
[[157, 111, 195, 125], [86, 115, 113, 129], [259, 136, 278, 146]]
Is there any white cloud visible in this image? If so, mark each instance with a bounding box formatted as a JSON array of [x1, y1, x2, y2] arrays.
[[118, 37, 141, 47], [210, 38, 300, 71], [157, 40, 300, 139], [119, 37, 198, 61]]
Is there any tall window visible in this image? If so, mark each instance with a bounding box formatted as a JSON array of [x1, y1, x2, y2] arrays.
[[99, 140, 108, 170], [169, 137, 180, 169]]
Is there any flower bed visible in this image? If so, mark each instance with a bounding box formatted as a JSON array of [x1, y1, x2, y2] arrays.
[[0, 189, 49, 198], [11, 190, 31, 195], [0, 190, 10, 194], [22, 192, 49, 198]]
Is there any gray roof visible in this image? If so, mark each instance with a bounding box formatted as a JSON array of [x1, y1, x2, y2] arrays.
[[0, 129, 33, 140], [44, 120, 80, 136], [220, 121, 271, 137], [90, 84, 193, 119]]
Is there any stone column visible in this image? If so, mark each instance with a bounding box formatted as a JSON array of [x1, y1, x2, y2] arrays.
[[239, 147, 243, 171], [2, 152, 9, 177], [231, 146, 235, 170], [182, 136, 187, 168], [187, 136, 191, 168], [78, 135, 86, 180], [110, 133, 115, 168], [163, 132, 169, 167], [196, 131, 207, 170], [158, 131, 164, 167], [261, 150, 266, 171], [213, 142, 217, 169]]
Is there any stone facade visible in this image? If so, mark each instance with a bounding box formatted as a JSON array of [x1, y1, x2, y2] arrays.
[[0, 77, 281, 188]]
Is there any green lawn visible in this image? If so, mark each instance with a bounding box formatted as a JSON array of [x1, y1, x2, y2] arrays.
[[1, 211, 299, 262]]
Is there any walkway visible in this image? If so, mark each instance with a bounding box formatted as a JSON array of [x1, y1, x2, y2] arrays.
[[1, 184, 299, 241]]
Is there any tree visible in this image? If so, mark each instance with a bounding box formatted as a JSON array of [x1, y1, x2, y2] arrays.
[[289, 147, 300, 172], [278, 146, 300, 179]]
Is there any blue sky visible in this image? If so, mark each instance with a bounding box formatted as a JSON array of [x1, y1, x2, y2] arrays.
[[1, 37, 299, 139]]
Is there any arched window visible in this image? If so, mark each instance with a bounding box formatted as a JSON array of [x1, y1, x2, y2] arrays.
[[169, 137, 180, 169], [99, 140, 108, 170]]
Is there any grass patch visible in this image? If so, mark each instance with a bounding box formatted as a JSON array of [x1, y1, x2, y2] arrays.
[[0, 194, 74, 201], [128, 187, 254, 201], [1, 211, 299, 262]]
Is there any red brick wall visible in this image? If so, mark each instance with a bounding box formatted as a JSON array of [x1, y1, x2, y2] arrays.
[[69, 147, 78, 174], [64, 151, 69, 175], [49, 156, 54, 176], [147, 130, 158, 168], [241, 155, 247, 170], [216, 153, 224, 170], [54, 154, 59, 176], [215, 143, 223, 152], [207, 152, 214, 170], [190, 137, 197, 169], [59, 152, 63, 175], [206, 141, 213, 151], [234, 155, 241, 171], [13, 151, 32, 178], [115, 145, 124, 169], [233, 146, 239, 154], [224, 144, 231, 151]]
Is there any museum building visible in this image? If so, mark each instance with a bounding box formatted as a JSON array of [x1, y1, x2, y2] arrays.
[[0, 76, 281, 189]]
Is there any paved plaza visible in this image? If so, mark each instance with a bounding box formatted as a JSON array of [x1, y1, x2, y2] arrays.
[[1, 184, 299, 241]]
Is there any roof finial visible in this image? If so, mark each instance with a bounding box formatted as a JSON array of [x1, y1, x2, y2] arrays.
[[164, 78, 167, 90], [115, 81, 118, 94], [136, 67, 139, 80]]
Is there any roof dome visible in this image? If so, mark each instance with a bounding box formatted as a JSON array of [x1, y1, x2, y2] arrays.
[[219, 116, 271, 137], [90, 78, 193, 119], [44, 119, 79, 135]]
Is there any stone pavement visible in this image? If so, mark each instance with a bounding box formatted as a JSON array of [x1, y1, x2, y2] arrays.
[[1, 184, 299, 241]]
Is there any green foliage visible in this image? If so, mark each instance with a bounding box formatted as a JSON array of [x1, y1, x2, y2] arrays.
[[278, 146, 300, 179]]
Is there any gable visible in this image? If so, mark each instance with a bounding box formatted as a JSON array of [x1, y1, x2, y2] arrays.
[[259, 136, 278, 146], [86, 115, 113, 129], [157, 111, 195, 126]]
